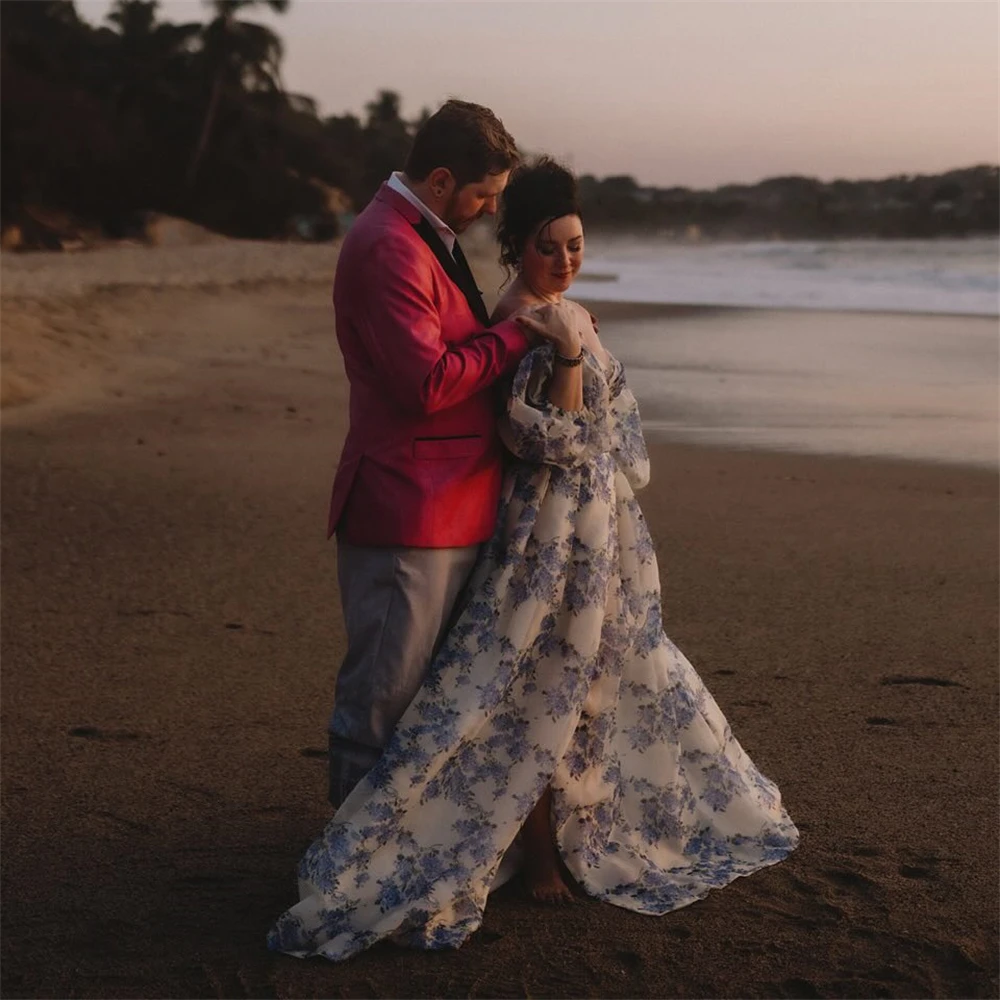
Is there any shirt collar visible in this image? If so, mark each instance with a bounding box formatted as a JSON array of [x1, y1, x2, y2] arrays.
[[387, 171, 457, 253]]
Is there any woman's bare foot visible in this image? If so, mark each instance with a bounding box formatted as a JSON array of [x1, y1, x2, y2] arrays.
[[520, 787, 576, 904], [523, 856, 576, 904]]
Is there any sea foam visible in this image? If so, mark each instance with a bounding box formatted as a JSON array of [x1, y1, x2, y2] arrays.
[[573, 237, 999, 316]]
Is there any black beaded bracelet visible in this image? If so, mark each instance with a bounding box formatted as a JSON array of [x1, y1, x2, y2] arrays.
[[554, 349, 584, 367]]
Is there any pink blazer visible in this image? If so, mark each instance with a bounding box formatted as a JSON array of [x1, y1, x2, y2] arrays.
[[327, 184, 530, 547]]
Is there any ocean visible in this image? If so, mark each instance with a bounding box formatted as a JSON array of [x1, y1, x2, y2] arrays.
[[575, 237, 999, 316], [572, 238, 998, 467]]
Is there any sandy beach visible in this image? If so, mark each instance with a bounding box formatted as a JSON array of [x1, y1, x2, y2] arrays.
[[1, 242, 997, 999]]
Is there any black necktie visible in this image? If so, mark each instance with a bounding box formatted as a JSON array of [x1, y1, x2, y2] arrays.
[[412, 217, 490, 326]]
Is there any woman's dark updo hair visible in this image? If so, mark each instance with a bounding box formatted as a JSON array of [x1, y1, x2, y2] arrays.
[[497, 157, 582, 273]]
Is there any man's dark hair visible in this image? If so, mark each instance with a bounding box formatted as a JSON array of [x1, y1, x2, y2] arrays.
[[496, 157, 582, 271], [404, 99, 519, 188]]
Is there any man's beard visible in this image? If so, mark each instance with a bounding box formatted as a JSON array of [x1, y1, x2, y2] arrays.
[[442, 195, 480, 234]]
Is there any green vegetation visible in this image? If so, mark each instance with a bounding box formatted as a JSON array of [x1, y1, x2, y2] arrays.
[[2, 0, 996, 247], [578, 168, 999, 239], [1, 0, 417, 243]]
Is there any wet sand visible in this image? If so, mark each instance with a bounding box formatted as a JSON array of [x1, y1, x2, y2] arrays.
[[1, 245, 997, 999], [581, 302, 999, 469]]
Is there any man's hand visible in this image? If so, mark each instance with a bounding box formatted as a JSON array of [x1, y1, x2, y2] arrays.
[[507, 304, 544, 345], [515, 301, 583, 359]]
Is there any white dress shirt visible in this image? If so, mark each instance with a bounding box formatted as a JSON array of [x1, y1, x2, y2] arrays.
[[387, 171, 457, 254]]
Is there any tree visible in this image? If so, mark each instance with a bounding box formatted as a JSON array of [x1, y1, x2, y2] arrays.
[[358, 89, 411, 204], [103, 1, 200, 112], [184, 0, 289, 193], [0, 1, 122, 228]]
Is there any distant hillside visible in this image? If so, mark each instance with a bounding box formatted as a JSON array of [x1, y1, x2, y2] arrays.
[[577, 166, 999, 240], [2, 2, 996, 249]]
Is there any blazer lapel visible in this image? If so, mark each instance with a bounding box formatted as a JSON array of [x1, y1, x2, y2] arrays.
[[450, 240, 491, 326], [412, 217, 490, 326]]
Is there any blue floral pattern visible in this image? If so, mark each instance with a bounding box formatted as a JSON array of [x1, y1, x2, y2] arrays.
[[269, 345, 799, 962]]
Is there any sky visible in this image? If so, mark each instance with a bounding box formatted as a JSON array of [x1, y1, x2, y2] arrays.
[[78, 0, 999, 189]]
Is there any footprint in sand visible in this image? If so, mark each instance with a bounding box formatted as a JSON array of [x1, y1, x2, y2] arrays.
[[822, 867, 881, 898], [774, 977, 822, 999], [69, 725, 142, 741], [92, 809, 151, 834], [848, 844, 882, 858], [665, 925, 693, 940], [898, 852, 944, 880], [613, 949, 645, 973], [880, 674, 964, 688], [849, 926, 878, 940], [899, 864, 936, 879]]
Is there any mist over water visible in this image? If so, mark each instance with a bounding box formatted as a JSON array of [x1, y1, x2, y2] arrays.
[[575, 238, 999, 317]]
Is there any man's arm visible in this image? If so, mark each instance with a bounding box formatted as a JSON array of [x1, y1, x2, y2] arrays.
[[353, 237, 530, 415]]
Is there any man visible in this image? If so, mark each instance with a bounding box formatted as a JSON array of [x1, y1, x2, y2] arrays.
[[326, 100, 574, 806]]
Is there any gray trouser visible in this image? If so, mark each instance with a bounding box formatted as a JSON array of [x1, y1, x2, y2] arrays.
[[328, 540, 479, 807]]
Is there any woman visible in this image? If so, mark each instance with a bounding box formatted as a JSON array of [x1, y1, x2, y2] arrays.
[[268, 159, 798, 961]]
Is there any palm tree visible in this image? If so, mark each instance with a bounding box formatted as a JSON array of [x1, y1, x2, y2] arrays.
[[107, 0, 159, 40], [105, 1, 200, 113], [184, 0, 289, 193], [359, 89, 412, 204]]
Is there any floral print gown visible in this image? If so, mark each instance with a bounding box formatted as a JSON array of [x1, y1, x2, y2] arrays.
[[269, 346, 799, 961]]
